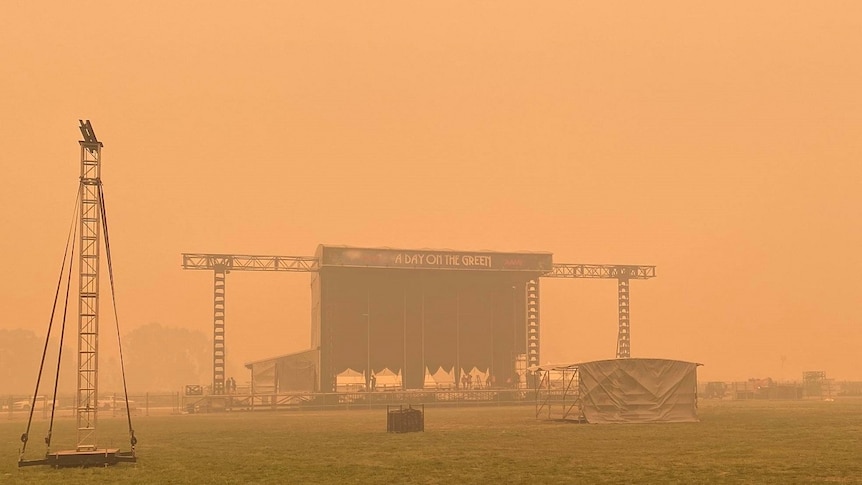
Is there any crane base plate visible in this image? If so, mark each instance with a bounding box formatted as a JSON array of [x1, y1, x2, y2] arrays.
[[19, 448, 136, 468]]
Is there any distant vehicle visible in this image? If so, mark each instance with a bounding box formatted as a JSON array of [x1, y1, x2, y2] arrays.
[[13, 396, 57, 411]]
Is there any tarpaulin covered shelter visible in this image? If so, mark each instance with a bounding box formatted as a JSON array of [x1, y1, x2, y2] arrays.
[[533, 358, 701, 423], [246, 349, 319, 393]]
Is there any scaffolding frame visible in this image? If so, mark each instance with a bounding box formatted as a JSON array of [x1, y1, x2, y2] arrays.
[[533, 364, 583, 422]]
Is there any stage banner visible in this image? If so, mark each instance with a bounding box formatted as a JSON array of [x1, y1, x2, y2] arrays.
[[318, 246, 552, 272]]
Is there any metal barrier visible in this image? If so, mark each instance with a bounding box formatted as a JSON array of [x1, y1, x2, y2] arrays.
[[3, 392, 183, 419]]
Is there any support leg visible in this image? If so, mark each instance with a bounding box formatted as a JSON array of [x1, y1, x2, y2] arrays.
[[213, 266, 226, 394], [616, 278, 630, 358]]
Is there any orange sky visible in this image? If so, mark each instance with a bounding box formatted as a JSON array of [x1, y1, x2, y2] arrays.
[[2, 2, 860, 382]]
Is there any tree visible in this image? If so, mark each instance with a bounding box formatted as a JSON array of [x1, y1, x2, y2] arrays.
[[123, 323, 211, 392], [0, 328, 78, 396], [0, 329, 43, 395]]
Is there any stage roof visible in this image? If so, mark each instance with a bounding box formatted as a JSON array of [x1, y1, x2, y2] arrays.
[[244, 348, 318, 369]]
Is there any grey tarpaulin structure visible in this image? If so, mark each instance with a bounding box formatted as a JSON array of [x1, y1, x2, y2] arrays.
[[579, 358, 700, 423], [532, 358, 701, 423], [246, 349, 319, 393]]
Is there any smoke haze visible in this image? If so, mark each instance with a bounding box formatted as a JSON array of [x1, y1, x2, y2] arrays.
[[1, 2, 860, 386]]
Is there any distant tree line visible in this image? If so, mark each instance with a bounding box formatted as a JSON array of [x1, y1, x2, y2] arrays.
[[0, 329, 70, 396], [1, 323, 213, 395]]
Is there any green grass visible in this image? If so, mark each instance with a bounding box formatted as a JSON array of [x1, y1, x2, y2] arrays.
[[2, 399, 861, 484]]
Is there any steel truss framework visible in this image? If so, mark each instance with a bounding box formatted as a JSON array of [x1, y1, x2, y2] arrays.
[[182, 254, 318, 272], [534, 365, 582, 421], [212, 268, 226, 394], [525, 279, 540, 369], [77, 124, 102, 451], [18, 121, 136, 468], [182, 254, 318, 394], [543, 264, 656, 279], [542, 264, 656, 359], [182, 254, 656, 392]]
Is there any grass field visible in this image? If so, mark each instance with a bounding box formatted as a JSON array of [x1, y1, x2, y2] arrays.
[[2, 399, 861, 484]]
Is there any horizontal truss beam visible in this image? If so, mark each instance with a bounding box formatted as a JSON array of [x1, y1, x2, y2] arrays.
[[182, 255, 654, 280], [544, 264, 655, 279], [182, 253, 318, 272]]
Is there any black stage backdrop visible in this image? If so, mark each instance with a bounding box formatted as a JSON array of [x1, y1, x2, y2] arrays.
[[315, 268, 532, 391]]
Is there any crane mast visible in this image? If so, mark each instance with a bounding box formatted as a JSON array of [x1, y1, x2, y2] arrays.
[[18, 121, 135, 467], [77, 120, 102, 451]]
